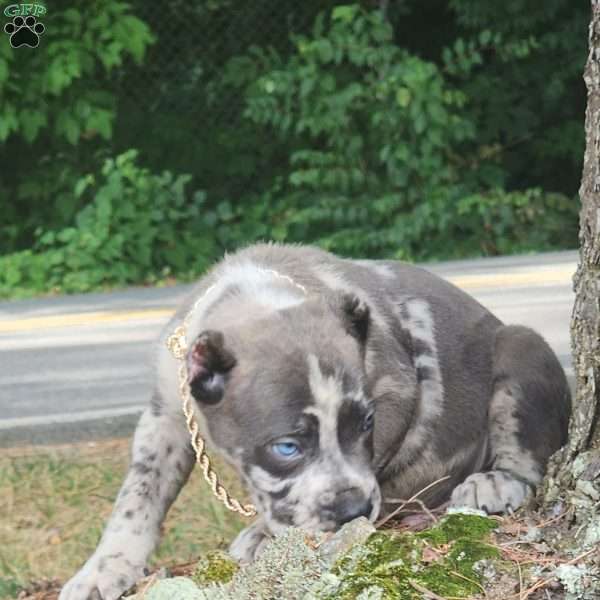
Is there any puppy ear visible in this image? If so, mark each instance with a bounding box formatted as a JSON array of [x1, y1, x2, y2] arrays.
[[337, 293, 370, 345], [186, 330, 236, 404]]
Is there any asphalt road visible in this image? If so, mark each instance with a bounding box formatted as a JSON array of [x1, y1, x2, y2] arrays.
[[0, 251, 578, 447]]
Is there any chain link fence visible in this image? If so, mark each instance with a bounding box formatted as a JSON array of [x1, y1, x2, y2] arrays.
[[110, 1, 349, 200]]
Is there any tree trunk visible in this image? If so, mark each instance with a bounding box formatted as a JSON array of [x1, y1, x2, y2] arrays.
[[543, 1, 600, 538]]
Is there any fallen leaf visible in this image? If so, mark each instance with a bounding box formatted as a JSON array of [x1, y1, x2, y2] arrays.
[[421, 546, 444, 563]]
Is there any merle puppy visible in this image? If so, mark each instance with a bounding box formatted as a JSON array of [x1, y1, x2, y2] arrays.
[[60, 244, 571, 600]]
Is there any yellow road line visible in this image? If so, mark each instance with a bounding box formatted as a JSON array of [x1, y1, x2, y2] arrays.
[[0, 267, 575, 334], [0, 308, 173, 333], [447, 266, 575, 290]]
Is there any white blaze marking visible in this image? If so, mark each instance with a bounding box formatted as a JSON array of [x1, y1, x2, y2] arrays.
[[305, 354, 344, 451]]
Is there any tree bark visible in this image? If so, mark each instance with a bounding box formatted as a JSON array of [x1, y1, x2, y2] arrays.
[[543, 1, 600, 530]]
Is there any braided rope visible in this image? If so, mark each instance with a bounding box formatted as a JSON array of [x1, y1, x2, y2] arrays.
[[165, 268, 307, 517], [167, 324, 256, 517]]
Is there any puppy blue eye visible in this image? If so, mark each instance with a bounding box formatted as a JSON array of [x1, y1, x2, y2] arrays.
[[272, 442, 300, 458], [362, 411, 375, 432]]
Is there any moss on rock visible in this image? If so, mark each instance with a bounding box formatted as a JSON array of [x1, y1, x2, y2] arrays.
[[192, 551, 238, 586], [418, 513, 498, 545], [317, 514, 500, 599]]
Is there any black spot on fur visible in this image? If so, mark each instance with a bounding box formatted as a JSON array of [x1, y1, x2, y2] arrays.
[[271, 509, 295, 526], [124, 510, 134, 519], [399, 303, 410, 322], [150, 390, 163, 416], [339, 293, 370, 344], [166, 444, 173, 456], [416, 365, 434, 382], [269, 484, 291, 501], [337, 401, 371, 449], [132, 462, 152, 475], [411, 338, 434, 359], [136, 481, 153, 499]]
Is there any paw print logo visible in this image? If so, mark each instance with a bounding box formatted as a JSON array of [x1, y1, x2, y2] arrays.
[[4, 15, 45, 48]]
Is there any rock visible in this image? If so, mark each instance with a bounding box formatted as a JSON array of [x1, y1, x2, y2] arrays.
[[318, 517, 376, 567], [472, 559, 497, 582], [226, 527, 324, 600], [145, 576, 205, 600], [446, 506, 489, 518], [554, 564, 592, 600]]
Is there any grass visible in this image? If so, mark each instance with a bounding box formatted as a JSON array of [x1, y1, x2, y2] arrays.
[[0, 439, 247, 598]]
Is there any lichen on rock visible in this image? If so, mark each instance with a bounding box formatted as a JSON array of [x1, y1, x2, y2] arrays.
[[555, 564, 600, 600], [145, 576, 205, 600], [227, 527, 325, 599]]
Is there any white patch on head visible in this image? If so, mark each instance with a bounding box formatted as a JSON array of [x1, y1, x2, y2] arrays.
[[353, 260, 396, 279], [182, 260, 307, 342], [372, 264, 395, 279], [396, 299, 444, 455], [216, 261, 307, 310]]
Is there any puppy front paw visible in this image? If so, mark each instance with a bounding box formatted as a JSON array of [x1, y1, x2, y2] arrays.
[[229, 519, 271, 564], [59, 553, 145, 600], [450, 470, 531, 514]]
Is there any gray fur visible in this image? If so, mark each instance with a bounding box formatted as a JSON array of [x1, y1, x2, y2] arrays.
[[60, 243, 570, 599]]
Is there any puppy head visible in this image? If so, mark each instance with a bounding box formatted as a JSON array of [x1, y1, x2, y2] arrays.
[[186, 293, 381, 534]]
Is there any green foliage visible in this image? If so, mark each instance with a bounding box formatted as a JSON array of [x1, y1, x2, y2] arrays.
[[0, 1, 153, 145], [0, 151, 212, 298], [0, 0, 154, 253], [446, 0, 586, 193], [0, 577, 20, 599], [236, 5, 578, 260], [0, 0, 586, 298]]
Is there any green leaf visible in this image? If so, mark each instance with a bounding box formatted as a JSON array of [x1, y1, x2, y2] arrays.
[[56, 111, 81, 144], [19, 109, 48, 143], [332, 5, 359, 22], [395, 87, 411, 108]]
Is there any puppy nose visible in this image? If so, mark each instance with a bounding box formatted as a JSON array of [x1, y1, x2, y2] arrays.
[[334, 489, 373, 526]]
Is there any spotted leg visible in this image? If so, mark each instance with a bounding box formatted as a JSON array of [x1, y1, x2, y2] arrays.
[[59, 407, 194, 600], [451, 325, 571, 514]]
